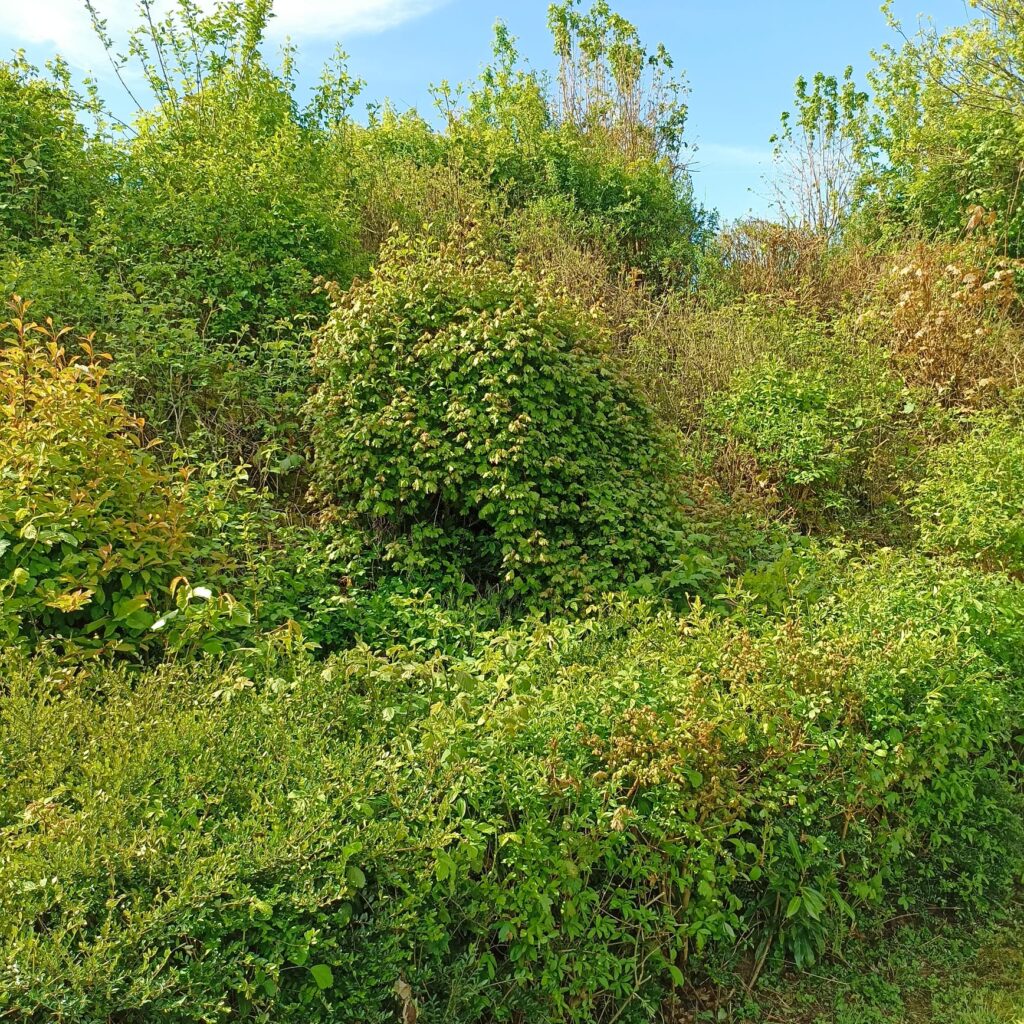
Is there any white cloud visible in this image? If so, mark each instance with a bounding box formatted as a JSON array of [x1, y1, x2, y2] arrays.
[[0, 0, 104, 67], [0, 0, 450, 69]]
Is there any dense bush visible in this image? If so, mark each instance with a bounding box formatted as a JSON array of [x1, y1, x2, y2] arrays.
[[706, 333, 917, 528], [436, 11, 711, 284], [0, 57, 102, 244], [307, 226, 689, 609], [0, 240, 111, 331], [11, 3, 367, 466], [350, 107, 494, 258], [914, 412, 1024, 571], [0, 299, 186, 652], [95, 139, 345, 458], [0, 246, 308, 469], [92, 66, 359, 346], [176, 461, 366, 650], [2, 552, 1021, 1021]]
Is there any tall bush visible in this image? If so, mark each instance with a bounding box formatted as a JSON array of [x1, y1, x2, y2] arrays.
[[307, 226, 688, 610], [80, 0, 362, 464]]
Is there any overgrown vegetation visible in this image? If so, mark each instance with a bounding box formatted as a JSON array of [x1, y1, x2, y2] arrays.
[[1, 1, 1023, 1021]]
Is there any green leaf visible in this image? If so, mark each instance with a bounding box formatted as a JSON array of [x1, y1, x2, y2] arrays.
[[229, 603, 252, 627], [310, 964, 334, 990]]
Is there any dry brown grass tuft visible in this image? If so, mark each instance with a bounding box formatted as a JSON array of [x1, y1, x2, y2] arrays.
[[619, 300, 779, 430], [354, 158, 493, 259], [512, 213, 782, 431]]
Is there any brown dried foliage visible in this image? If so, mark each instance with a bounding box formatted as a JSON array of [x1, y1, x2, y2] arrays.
[[862, 236, 1024, 405]]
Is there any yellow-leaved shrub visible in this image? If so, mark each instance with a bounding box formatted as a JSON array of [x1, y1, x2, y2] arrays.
[[0, 297, 186, 653]]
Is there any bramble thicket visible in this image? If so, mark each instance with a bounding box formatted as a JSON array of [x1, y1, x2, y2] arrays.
[[1, 2, 1024, 1021]]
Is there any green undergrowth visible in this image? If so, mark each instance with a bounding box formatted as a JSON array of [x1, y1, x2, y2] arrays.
[[3, 549, 1022, 1022], [4, 0, 1024, 1019], [668, 902, 1024, 1023]]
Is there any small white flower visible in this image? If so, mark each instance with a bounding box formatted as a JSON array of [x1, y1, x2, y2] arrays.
[[191, 586, 213, 600]]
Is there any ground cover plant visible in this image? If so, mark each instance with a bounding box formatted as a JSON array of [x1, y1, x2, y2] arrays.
[[1, 0, 1023, 1021]]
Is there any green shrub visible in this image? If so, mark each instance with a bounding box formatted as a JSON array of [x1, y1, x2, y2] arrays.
[[176, 461, 504, 656], [349, 107, 496, 259], [2, 553, 1021, 1022], [307, 226, 689, 610], [0, 298, 186, 652], [93, 80, 357, 345], [914, 412, 1024, 571], [707, 335, 916, 529], [0, 57, 103, 244], [0, 241, 110, 330], [352, 11, 713, 286], [816, 545, 1024, 678], [0, 241, 319, 471], [349, 10, 714, 283], [89, 7, 360, 346], [858, 3, 1024, 254], [69, 4, 363, 464]]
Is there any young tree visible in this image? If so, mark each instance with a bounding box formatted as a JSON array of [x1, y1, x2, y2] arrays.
[[863, 0, 1024, 250], [769, 67, 869, 242], [443, 4, 711, 282], [547, 0, 689, 169]]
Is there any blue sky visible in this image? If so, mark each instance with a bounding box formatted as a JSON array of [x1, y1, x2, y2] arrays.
[[0, 0, 973, 220]]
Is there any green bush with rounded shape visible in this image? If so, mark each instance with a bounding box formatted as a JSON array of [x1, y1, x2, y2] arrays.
[[914, 413, 1024, 571], [306, 227, 688, 610], [0, 299, 186, 652]]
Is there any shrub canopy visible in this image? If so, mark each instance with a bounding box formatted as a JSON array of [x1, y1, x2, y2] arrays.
[[307, 227, 688, 609]]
